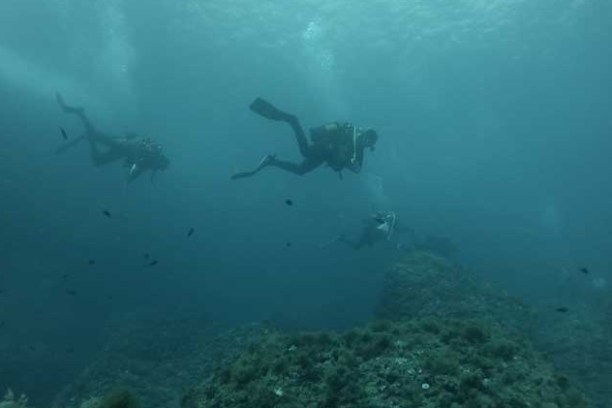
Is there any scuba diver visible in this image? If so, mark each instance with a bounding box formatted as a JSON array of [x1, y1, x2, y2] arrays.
[[337, 211, 399, 250], [55, 93, 169, 183], [231, 97, 378, 179]]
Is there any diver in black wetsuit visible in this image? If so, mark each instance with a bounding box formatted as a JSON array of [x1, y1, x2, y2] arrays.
[[55, 93, 169, 183], [338, 211, 398, 250], [231, 98, 378, 179]]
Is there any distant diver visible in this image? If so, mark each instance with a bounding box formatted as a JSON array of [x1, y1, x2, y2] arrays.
[[55, 93, 169, 183], [231, 97, 378, 179], [337, 211, 400, 250]]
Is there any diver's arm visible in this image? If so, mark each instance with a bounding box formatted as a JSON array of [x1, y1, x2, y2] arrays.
[[126, 161, 145, 183], [347, 147, 364, 173]]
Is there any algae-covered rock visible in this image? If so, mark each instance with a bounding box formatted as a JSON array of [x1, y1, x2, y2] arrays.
[[183, 319, 589, 408], [376, 251, 535, 335], [52, 316, 270, 408], [534, 304, 612, 408], [0, 390, 29, 408]]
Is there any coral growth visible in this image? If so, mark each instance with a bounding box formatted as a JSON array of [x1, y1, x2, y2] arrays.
[[52, 319, 269, 408], [183, 319, 589, 408], [71, 389, 139, 408], [376, 251, 535, 335], [97, 389, 139, 408]]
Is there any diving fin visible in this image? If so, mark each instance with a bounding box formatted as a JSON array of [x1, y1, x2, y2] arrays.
[[249, 98, 290, 122], [230, 154, 275, 180], [56, 92, 85, 115]]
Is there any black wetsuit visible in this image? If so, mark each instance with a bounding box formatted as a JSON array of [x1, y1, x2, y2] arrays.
[[340, 221, 390, 250], [339, 212, 397, 250], [268, 117, 365, 176], [56, 94, 168, 182], [231, 101, 372, 179]]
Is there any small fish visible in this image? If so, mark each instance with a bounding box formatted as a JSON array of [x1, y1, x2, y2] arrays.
[[285, 199, 293, 206], [102, 210, 112, 218], [143, 253, 150, 259], [148, 260, 158, 267], [66, 289, 77, 296], [59, 127, 68, 140], [62, 273, 70, 279], [0, 321, 6, 329], [88, 259, 96, 265], [555, 307, 569, 313], [580, 267, 589, 274], [286, 242, 292, 248], [106, 295, 114, 300], [187, 227, 195, 238]]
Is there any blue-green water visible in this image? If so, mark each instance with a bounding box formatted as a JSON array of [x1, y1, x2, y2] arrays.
[[0, 0, 611, 404]]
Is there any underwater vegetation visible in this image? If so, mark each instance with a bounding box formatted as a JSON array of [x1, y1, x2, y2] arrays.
[[75, 389, 139, 408], [376, 251, 612, 407], [183, 318, 588, 408], [376, 251, 535, 335], [51, 318, 269, 408], [43, 252, 608, 408], [533, 301, 612, 408]]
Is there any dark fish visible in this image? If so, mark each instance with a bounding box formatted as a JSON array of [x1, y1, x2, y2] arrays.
[[187, 227, 195, 237], [148, 260, 158, 267], [66, 289, 77, 296], [286, 242, 292, 247], [106, 295, 114, 300], [59, 127, 68, 140], [62, 273, 70, 279], [28, 345, 36, 352], [143, 253, 150, 259], [285, 199, 293, 206], [102, 210, 112, 218], [580, 267, 589, 274], [555, 307, 569, 313], [0, 321, 6, 329], [88, 259, 96, 265]]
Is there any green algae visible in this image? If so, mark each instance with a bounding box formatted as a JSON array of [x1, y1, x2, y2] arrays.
[[184, 319, 589, 408]]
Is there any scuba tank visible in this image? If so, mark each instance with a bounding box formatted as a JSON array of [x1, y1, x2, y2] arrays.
[[309, 122, 352, 144]]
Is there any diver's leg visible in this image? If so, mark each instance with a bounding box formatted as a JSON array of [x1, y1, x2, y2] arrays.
[[249, 98, 312, 158], [88, 141, 124, 167], [231, 154, 277, 180], [283, 115, 312, 158], [56, 93, 97, 135], [231, 154, 322, 179], [267, 156, 323, 176]]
